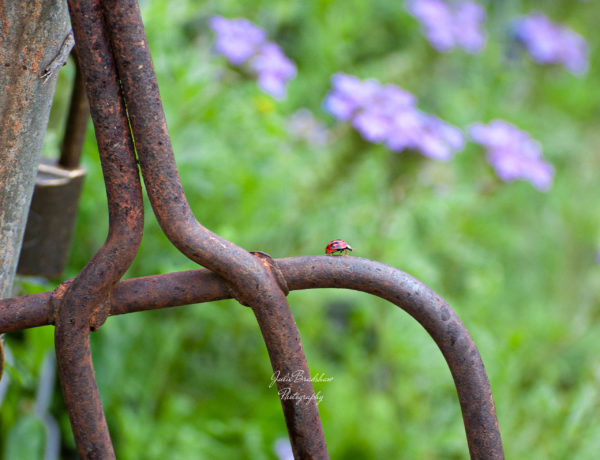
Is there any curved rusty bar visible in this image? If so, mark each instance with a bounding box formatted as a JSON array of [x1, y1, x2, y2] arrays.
[[116, 256, 504, 458], [0, 256, 503, 458], [55, 0, 145, 458], [278, 256, 505, 460], [100, 0, 267, 283], [120, 256, 503, 460], [101, 2, 327, 458]]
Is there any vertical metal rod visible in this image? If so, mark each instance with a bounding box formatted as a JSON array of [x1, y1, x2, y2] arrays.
[[59, 55, 89, 169], [57, 0, 145, 457]]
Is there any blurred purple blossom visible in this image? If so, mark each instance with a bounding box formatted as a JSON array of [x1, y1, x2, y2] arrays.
[[469, 120, 554, 191], [209, 16, 266, 65], [514, 13, 588, 75], [406, 0, 486, 53], [324, 73, 464, 161], [273, 438, 294, 460], [209, 16, 296, 99], [251, 43, 297, 100], [287, 108, 329, 146], [454, 1, 487, 53]]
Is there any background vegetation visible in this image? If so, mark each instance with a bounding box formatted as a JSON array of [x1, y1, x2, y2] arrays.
[[2, 0, 600, 458]]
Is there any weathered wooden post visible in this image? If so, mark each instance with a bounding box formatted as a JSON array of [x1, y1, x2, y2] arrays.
[[0, 0, 70, 296]]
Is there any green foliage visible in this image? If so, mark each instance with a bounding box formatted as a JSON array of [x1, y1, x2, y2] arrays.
[[3, 414, 45, 460], [3, 0, 600, 458]]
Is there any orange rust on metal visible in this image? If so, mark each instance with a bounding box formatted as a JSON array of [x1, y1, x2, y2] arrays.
[[251, 251, 290, 295], [53, 0, 145, 457], [0, 0, 60, 146], [0, 291, 53, 333], [50, 278, 74, 324]]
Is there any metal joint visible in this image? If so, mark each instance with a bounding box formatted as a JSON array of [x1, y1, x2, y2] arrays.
[[251, 251, 290, 296], [49, 279, 74, 325]]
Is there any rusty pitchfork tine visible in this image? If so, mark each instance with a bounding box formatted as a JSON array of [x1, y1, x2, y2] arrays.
[[101, 1, 328, 457]]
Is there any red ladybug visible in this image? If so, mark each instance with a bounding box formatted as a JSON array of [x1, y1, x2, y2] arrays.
[[325, 239, 353, 255]]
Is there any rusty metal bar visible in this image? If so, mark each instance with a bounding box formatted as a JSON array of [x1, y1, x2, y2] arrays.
[[0, 256, 504, 458], [53, 0, 145, 457], [59, 56, 89, 169], [277, 256, 505, 460], [101, 2, 328, 457], [0, 270, 226, 333], [0, 290, 53, 332]]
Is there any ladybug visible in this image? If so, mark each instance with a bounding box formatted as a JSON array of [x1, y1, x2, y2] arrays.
[[325, 239, 353, 256]]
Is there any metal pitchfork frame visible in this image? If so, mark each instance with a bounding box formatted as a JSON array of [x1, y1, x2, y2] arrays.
[[0, 1, 505, 458]]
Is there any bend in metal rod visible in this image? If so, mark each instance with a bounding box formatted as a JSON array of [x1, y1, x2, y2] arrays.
[[101, 2, 327, 458], [277, 256, 505, 460], [56, 0, 145, 457]]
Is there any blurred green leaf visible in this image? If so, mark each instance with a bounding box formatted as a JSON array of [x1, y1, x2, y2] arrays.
[[3, 415, 45, 460]]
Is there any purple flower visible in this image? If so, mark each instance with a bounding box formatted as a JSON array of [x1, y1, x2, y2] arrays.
[[558, 29, 588, 75], [407, 0, 455, 52], [387, 109, 424, 151], [470, 120, 554, 191], [417, 115, 465, 160], [287, 109, 329, 146], [353, 110, 393, 143], [454, 1, 487, 53], [406, 0, 486, 54], [251, 43, 297, 99], [209, 16, 266, 65], [514, 13, 588, 75], [324, 73, 463, 160], [273, 438, 294, 460], [210, 16, 296, 99], [323, 74, 380, 120]]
